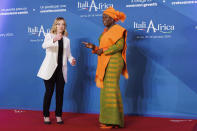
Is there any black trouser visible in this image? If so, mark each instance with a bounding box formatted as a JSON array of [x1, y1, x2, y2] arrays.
[[43, 66, 65, 117]]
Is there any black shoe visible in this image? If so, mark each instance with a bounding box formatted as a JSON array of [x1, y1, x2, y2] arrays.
[[44, 121, 51, 124], [57, 121, 64, 124], [44, 117, 51, 125], [56, 116, 64, 124]]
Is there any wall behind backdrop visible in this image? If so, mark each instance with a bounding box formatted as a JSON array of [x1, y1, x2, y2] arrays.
[[0, 0, 197, 119]]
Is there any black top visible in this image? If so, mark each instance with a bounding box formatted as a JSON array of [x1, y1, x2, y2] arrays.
[[57, 38, 63, 68]]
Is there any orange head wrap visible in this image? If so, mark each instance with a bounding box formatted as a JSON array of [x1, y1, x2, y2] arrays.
[[103, 7, 126, 22]]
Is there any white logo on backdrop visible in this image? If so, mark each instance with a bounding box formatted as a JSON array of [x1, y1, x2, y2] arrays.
[[77, 0, 113, 18], [28, 25, 50, 37], [28, 25, 50, 43], [78, 0, 113, 12], [133, 20, 175, 39], [134, 20, 175, 33]]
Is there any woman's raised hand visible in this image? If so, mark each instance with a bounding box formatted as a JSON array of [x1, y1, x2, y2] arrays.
[[53, 34, 63, 43], [82, 42, 95, 49]]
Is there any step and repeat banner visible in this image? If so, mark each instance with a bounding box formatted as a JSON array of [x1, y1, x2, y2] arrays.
[[0, 0, 197, 118]]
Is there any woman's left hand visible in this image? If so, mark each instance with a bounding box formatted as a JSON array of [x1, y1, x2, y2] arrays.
[[82, 42, 95, 49], [71, 59, 76, 66]]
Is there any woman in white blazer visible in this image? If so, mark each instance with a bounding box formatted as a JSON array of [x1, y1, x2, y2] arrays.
[[37, 17, 76, 124]]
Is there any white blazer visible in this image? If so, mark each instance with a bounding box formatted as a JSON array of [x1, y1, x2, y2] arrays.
[[37, 33, 74, 83]]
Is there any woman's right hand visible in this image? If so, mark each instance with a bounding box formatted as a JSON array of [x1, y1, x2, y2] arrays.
[[82, 42, 95, 49], [53, 34, 63, 43]]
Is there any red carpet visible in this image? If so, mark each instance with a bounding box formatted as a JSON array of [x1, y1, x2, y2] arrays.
[[0, 109, 196, 131]]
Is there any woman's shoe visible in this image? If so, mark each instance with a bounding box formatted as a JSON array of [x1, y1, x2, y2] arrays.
[[100, 123, 106, 127], [100, 125, 113, 129], [56, 116, 64, 124], [44, 117, 51, 124], [99, 124, 120, 129]]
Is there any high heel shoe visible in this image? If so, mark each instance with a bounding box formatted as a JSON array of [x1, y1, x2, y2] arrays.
[[56, 116, 64, 124], [44, 117, 51, 124]]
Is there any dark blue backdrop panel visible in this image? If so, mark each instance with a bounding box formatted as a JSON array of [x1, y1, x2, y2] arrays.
[[0, 0, 197, 118]]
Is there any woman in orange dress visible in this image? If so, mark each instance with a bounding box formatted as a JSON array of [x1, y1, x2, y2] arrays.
[[83, 7, 129, 129]]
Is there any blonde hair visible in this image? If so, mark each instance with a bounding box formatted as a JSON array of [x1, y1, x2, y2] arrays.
[[50, 17, 68, 36]]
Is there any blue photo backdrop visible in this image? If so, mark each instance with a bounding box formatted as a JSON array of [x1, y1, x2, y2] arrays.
[[0, 0, 197, 119]]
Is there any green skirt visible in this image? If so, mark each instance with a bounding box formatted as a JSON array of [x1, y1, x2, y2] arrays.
[[99, 52, 124, 127]]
